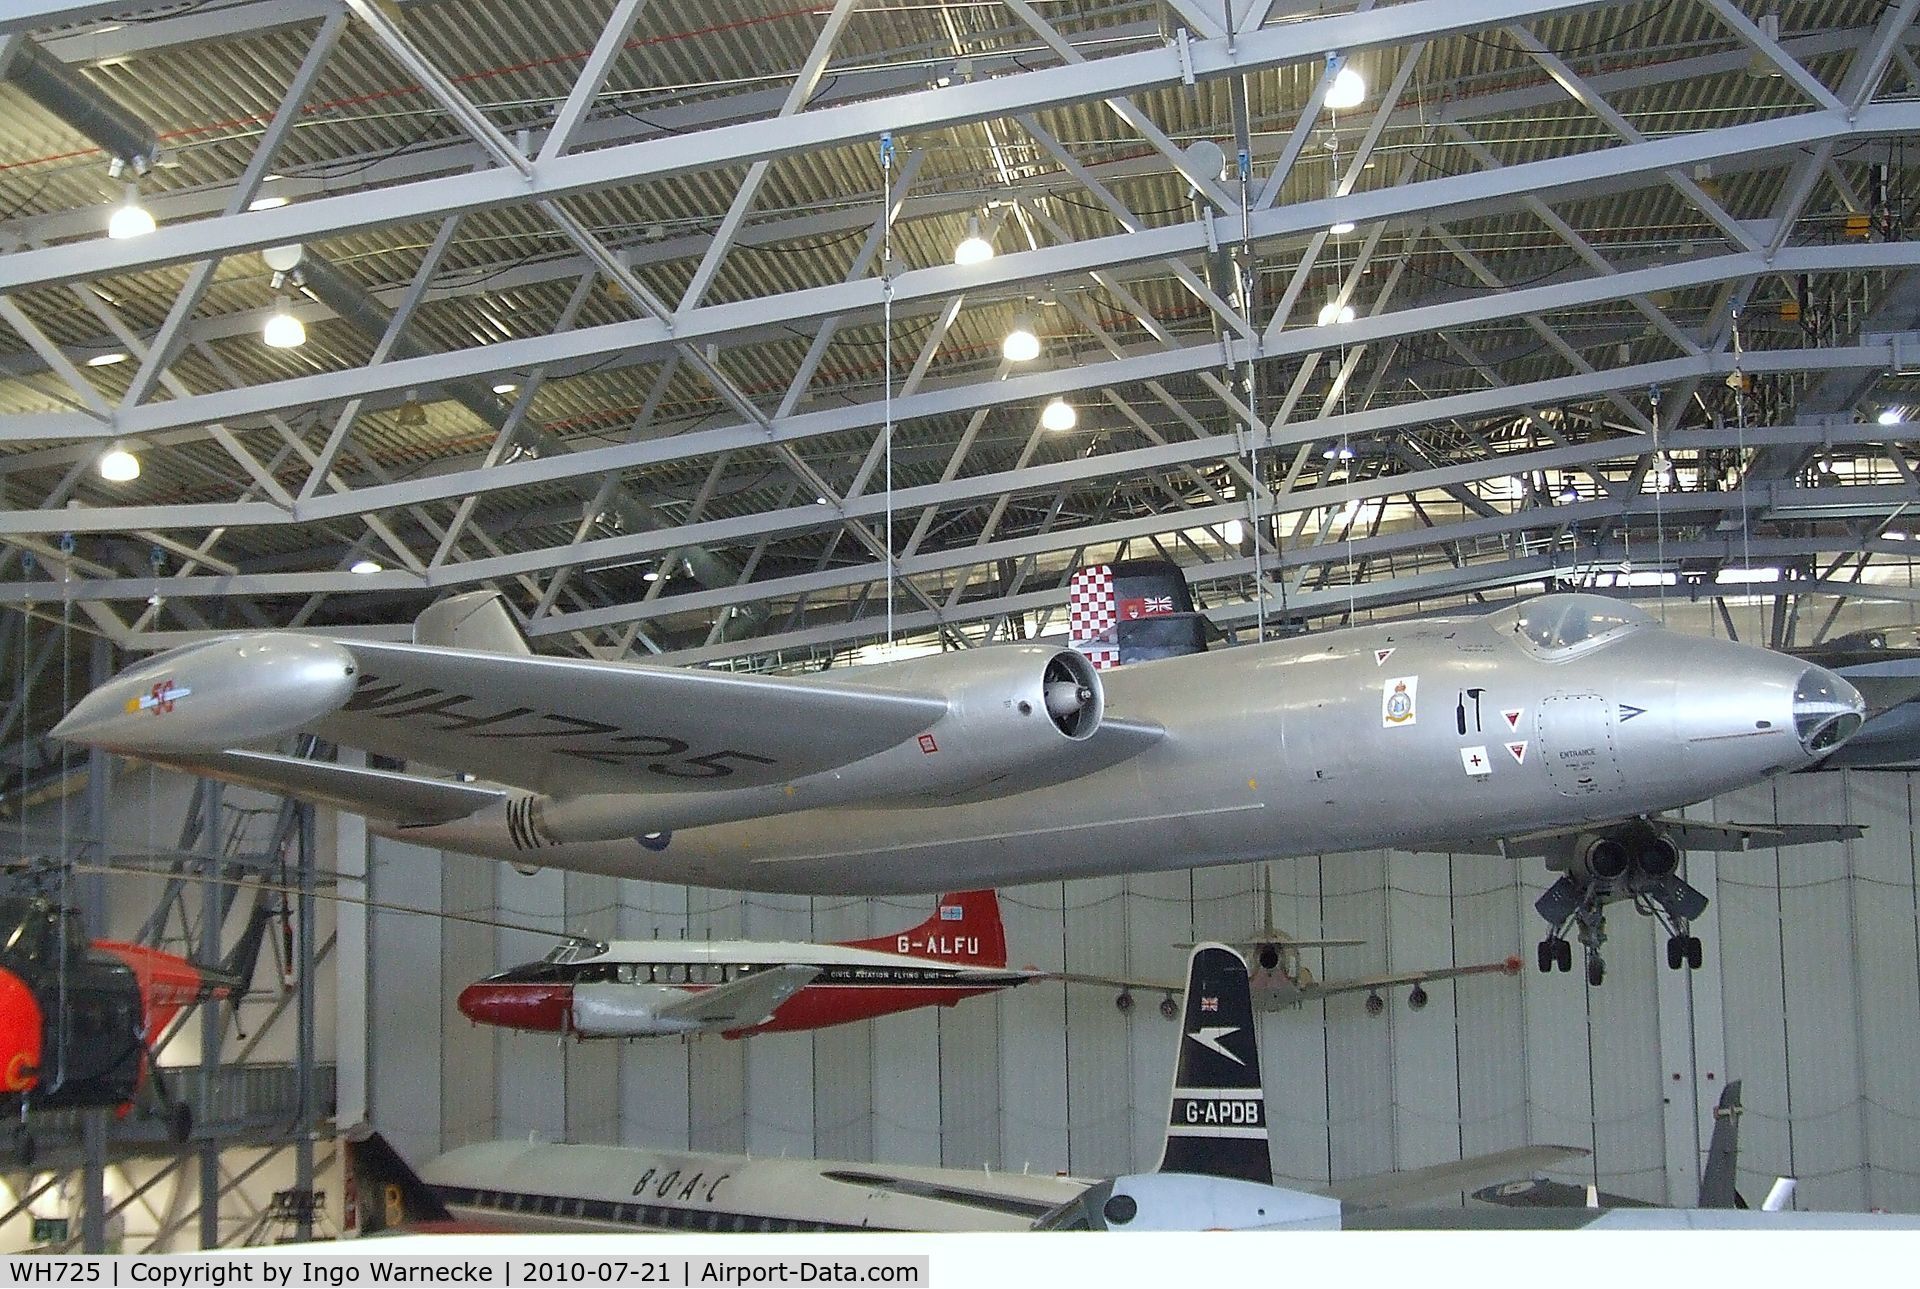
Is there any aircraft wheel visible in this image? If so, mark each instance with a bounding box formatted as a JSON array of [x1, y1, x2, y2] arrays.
[[1407, 985, 1429, 1012], [1586, 955, 1605, 987], [1685, 937, 1704, 970], [167, 1102, 192, 1144], [1556, 940, 1574, 973], [1364, 992, 1384, 1017], [1536, 940, 1554, 973], [1114, 990, 1134, 1015], [1666, 936, 1685, 971], [1158, 995, 1178, 1020]]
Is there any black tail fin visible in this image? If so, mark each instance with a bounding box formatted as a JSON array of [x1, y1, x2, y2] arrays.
[[213, 895, 275, 991], [1067, 560, 1209, 669], [1157, 942, 1270, 1184], [344, 1126, 453, 1234], [1698, 1079, 1744, 1208]]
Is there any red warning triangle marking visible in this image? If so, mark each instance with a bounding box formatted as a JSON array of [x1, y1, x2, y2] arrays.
[[1374, 648, 1395, 666], [1503, 708, 1523, 731], [1506, 740, 1528, 765]]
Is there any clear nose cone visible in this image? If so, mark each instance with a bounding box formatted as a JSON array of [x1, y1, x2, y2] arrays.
[[1794, 666, 1865, 754]]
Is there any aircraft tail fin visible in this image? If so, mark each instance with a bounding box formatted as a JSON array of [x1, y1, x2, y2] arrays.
[[1066, 560, 1208, 671], [203, 893, 275, 994], [840, 889, 1007, 967], [414, 590, 532, 655], [344, 1126, 454, 1234], [1157, 942, 1271, 1184], [1698, 1078, 1744, 1208]]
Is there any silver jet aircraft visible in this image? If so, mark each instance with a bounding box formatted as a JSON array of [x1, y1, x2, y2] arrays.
[[53, 588, 1865, 983]]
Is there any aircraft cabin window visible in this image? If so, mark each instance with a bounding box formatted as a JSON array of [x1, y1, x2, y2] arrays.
[[616, 964, 636, 984]]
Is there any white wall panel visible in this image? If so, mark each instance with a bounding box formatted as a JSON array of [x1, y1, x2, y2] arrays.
[[1385, 848, 1463, 1173], [1518, 859, 1596, 1188], [1451, 853, 1529, 1169], [440, 855, 498, 1150], [995, 882, 1067, 1172], [1714, 779, 1798, 1202], [1063, 876, 1131, 1178], [1845, 772, 1920, 1212], [1774, 770, 1869, 1211], [1126, 869, 1196, 1176], [1321, 849, 1394, 1182], [1260, 857, 1332, 1187], [367, 837, 441, 1165]]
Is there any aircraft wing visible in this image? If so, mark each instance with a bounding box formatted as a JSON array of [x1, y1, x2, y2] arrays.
[[1328, 1145, 1591, 1210], [146, 749, 505, 826], [1440, 817, 1863, 859], [59, 634, 949, 797], [311, 641, 949, 797], [659, 965, 820, 1030], [1282, 956, 1524, 1005]]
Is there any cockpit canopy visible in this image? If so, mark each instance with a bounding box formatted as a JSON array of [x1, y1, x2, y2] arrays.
[[1495, 594, 1655, 658], [541, 939, 608, 965]]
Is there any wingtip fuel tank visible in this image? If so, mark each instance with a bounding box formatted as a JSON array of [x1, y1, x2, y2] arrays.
[[51, 634, 358, 755]]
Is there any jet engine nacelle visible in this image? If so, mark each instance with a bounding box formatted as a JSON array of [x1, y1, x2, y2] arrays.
[[1565, 824, 1682, 883], [857, 644, 1105, 800], [503, 645, 1108, 845]]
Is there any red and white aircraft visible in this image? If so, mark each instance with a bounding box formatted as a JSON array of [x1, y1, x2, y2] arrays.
[[456, 889, 1032, 1039]]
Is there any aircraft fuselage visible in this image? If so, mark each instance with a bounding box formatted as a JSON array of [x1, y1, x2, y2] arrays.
[[399, 599, 1853, 894]]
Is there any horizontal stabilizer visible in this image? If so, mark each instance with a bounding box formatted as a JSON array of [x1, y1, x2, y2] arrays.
[[1338, 1143, 1590, 1210], [148, 749, 502, 826]]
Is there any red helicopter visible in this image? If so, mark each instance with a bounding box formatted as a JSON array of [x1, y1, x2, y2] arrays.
[[0, 890, 269, 1163]]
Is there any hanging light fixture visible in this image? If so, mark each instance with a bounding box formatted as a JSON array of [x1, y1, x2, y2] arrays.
[[97, 443, 140, 482], [1224, 518, 1244, 545], [1316, 299, 1354, 326], [1040, 397, 1077, 431], [349, 558, 383, 575], [1002, 313, 1040, 362], [262, 295, 305, 348], [953, 215, 994, 266], [85, 351, 128, 367], [1325, 64, 1367, 110], [1328, 220, 1356, 236], [106, 183, 155, 239]]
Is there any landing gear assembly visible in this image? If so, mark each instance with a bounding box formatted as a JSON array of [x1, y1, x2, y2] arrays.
[[1533, 822, 1709, 986]]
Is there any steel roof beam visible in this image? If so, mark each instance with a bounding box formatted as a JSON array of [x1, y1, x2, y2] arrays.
[[0, 0, 1608, 295], [12, 101, 1914, 450]]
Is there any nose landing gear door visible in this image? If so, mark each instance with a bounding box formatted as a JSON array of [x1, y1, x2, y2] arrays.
[[1537, 692, 1623, 797]]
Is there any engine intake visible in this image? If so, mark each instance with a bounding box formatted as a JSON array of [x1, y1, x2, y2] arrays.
[[1570, 824, 1682, 883]]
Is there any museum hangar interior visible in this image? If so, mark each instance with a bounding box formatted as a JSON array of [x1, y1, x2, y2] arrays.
[[1, 0, 1920, 1250]]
